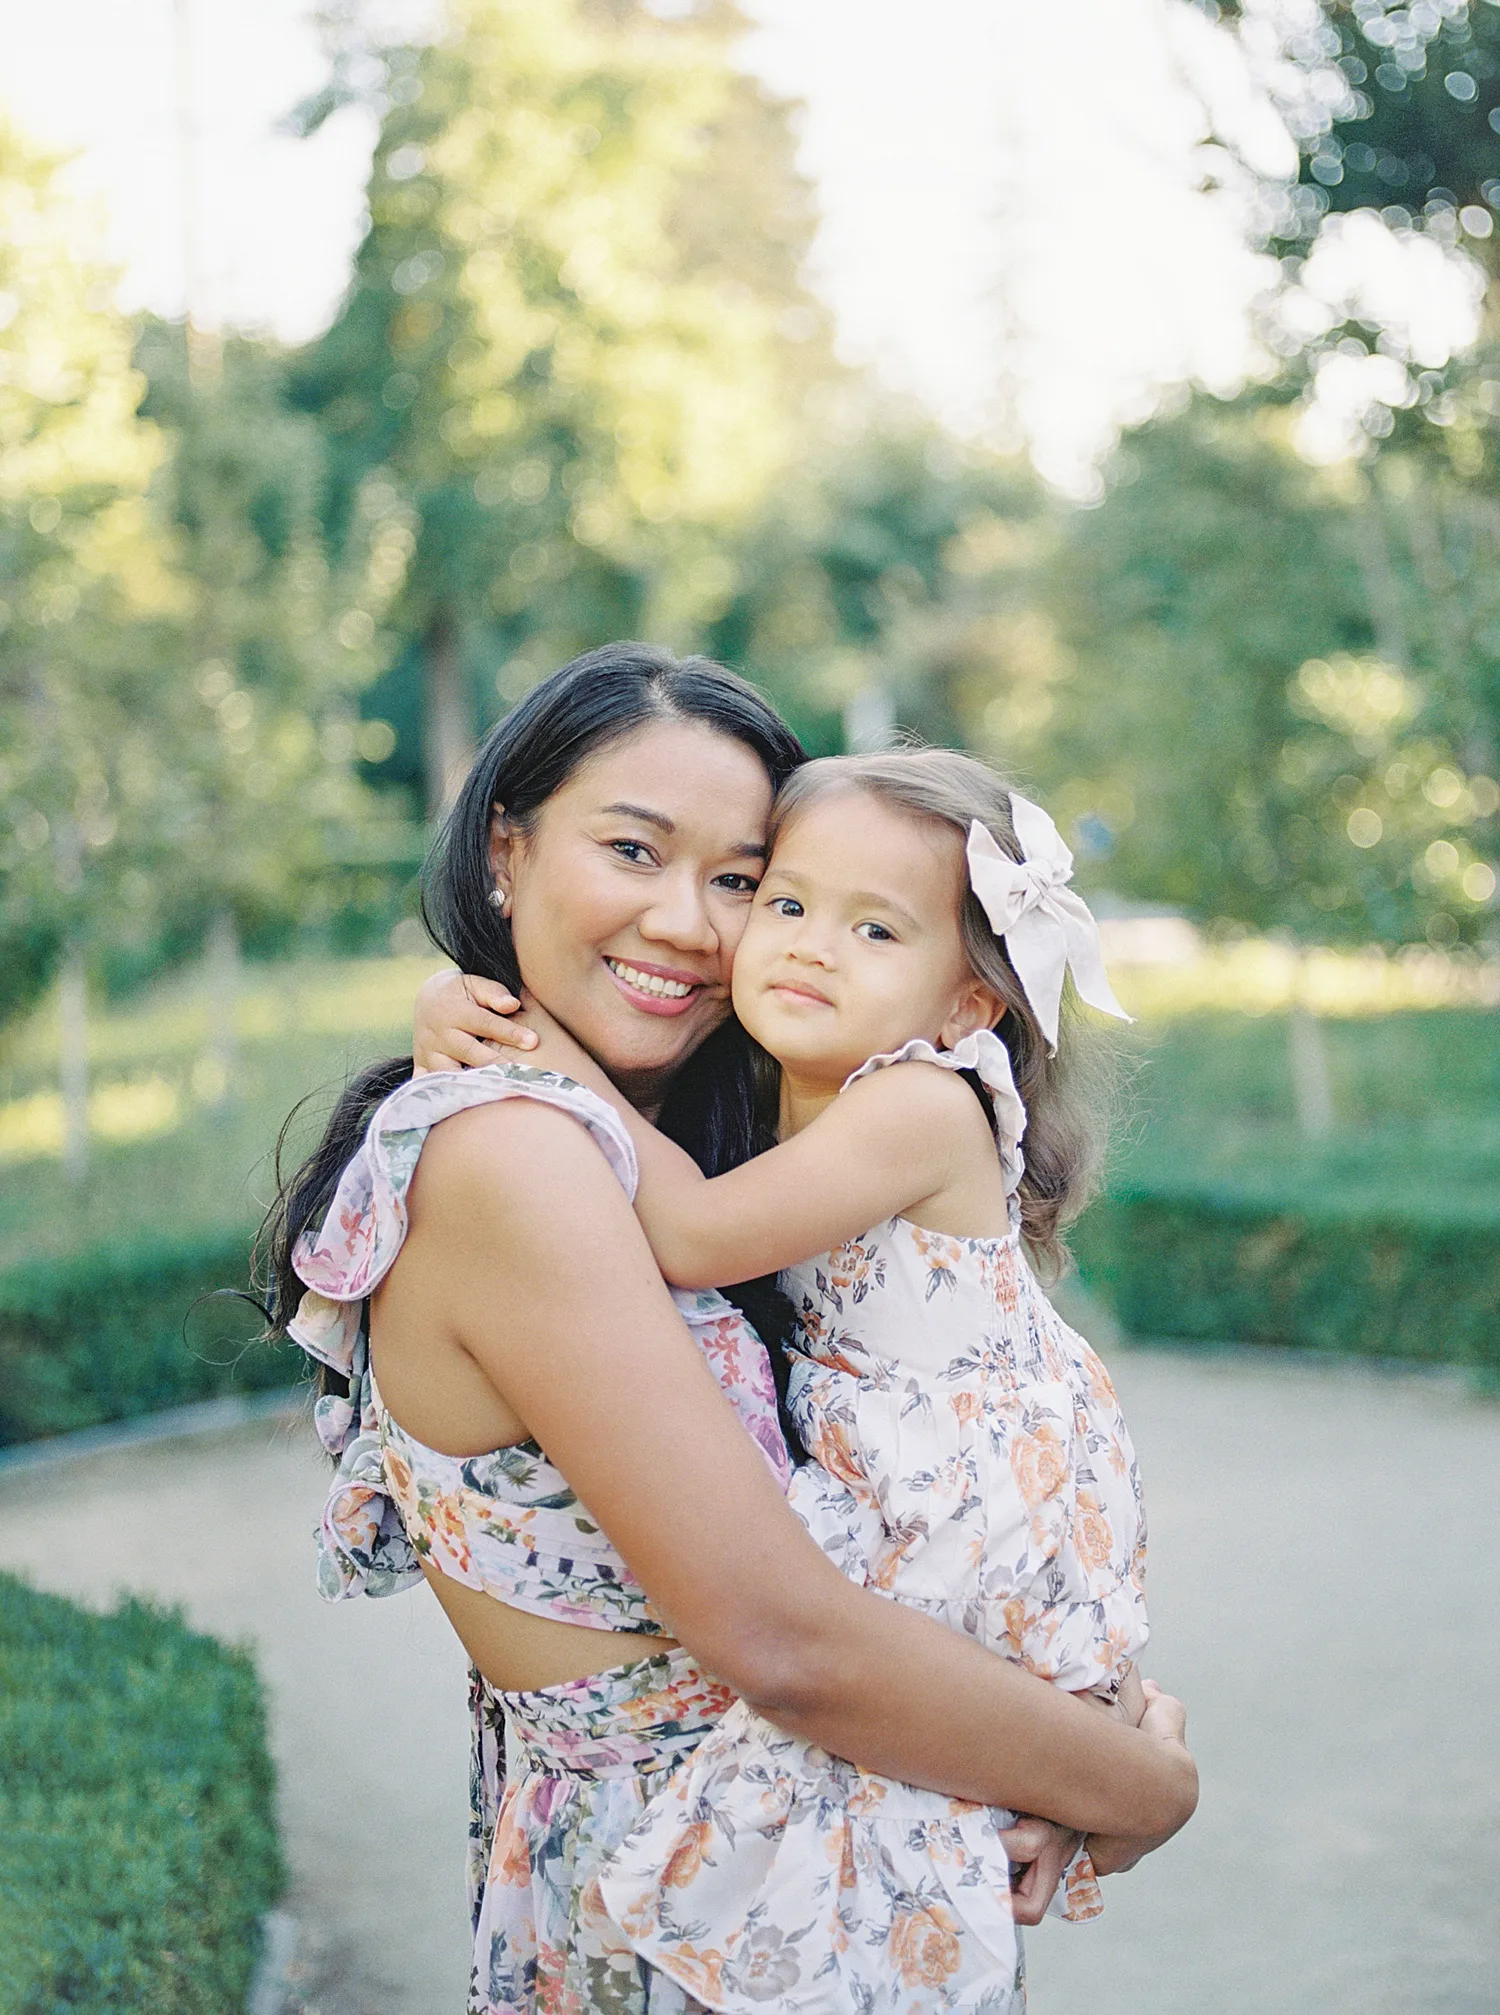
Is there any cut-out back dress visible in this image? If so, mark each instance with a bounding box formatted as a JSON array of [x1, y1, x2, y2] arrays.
[[288, 1063, 792, 2015]]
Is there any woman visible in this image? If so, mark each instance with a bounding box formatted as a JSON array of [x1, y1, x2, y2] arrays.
[[266, 644, 1196, 2015]]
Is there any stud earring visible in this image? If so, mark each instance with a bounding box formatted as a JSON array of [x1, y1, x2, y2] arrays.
[[488, 887, 511, 916]]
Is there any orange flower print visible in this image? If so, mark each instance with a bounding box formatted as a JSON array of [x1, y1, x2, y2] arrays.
[[825, 1819, 860, 1897], [949, 1386, 982, 1426], [1010, 1420, 1068, 1508], [491, 1806, 533, 1890], [430, 1492, 473, 1575], [889, 1901, 963, 1988], [661, 1943, 726, 2003], [1079, 1342, 1118, 1408], [661, 1821, 715, 1890], [1002, 1595, 1027, 1655], [846, 1775, 889, 1819], [1062, 1850, 1104, 1921], [811, 1415, 866, 1488], [382, 1446, 413, 1504], [1075, 1494, 1115, 1574]]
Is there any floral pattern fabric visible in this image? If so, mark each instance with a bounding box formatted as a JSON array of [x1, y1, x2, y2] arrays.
[[469, 1649, 734, 2015], [286, 1063, 793, 2010], [288, 1064, 790, 1608], [599, 1038, 1148, 2013]]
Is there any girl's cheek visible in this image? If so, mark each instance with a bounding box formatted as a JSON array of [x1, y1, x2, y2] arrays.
[[719, 902, 761, 962]]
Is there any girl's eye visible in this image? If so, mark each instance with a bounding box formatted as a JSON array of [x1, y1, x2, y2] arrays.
[[856, 921, 896, 942], [609, 839, 657, 866], [767, 895, 803, 917], [713, 871, 761, 896]]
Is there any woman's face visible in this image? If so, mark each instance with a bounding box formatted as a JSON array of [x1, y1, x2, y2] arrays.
[[497, 720, 775, 1109]]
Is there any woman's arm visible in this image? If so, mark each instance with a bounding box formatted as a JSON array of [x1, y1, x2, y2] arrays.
[[403, 1099, 1198, 1843]]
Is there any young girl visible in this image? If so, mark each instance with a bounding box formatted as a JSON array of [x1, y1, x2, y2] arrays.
[[426, 748, 1157, 2011]]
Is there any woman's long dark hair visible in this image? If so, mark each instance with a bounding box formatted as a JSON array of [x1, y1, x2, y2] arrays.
[[259, 642, 806, 1433]]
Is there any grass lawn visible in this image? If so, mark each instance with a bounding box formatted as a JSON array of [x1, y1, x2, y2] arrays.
[[0, 957, 441, 1272], [1113, 1008, 1500, 1226], [1, 958, 1494, 1433]]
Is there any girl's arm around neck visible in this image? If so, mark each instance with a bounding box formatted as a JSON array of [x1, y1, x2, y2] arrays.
[[402, 1099, 1197, 1842], [623, 1061, 987, 1289]]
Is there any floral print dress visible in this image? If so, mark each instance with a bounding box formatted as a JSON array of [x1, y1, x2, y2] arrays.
[[599, 1034, 1149, 2015], [287, 1064, 792, 2015]]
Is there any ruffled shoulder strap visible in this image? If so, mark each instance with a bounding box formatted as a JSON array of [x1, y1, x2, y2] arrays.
[[841, 1029, 1027, 1198], [289, 1064, 636, 1458]]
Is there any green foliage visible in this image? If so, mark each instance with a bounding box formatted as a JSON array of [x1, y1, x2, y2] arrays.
[[0, 1575, 284, 2013], [708, 422, 1050, 755], [1032, 392, 1500, 944], [0, 957, 424, 1443], [1262, 0, 1500, 267], [1074, 1006, 1500, 1378], [1075, 1188, 1500, 1377], [0, 120, 183, 1024], [0, 1234, 296, 1448], [0, 120, 414, 1032], [121, 325, 411, 971], [295, 0, 832, 807]]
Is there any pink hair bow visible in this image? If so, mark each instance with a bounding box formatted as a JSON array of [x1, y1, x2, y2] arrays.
[[965, 797, 1132, 1053]]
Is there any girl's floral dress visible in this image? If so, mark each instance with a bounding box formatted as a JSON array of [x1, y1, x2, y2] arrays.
[[287, 1064, 792, 2015], [599, 1033, 1149, 2015]]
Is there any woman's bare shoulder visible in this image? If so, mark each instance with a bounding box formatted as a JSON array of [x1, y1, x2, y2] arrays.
[[410, 1095, 637, 1237]]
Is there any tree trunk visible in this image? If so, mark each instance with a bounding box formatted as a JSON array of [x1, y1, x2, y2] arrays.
[[843, 685, 896, 753], [200, 907, 240, 1107], [424, 609, 476, 821], [59, 938, 89, 1183], [1352, 488, 1409, 669], [1288, 1002, 1333, 1139]]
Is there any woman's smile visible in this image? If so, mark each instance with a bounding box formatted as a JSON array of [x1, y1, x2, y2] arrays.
[[604, 956, 712, 1016]]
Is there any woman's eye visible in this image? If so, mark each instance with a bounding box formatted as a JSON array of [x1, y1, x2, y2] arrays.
[[609, 839, 656, 866], [713, 872, 761, 896], [856, 921, 895, 942]]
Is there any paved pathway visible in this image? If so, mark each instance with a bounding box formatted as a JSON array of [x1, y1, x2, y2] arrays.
[[3, 1345, 1497, 2014]]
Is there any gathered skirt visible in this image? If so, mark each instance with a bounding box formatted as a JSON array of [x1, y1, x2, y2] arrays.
[[466, 1646, 735, 2015]]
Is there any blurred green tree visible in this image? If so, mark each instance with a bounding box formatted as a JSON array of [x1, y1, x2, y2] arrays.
[[1223, 0, 1500, 271], [127, 326, 410, 992], [292, 0, 831, 815], [1034, 392, 1499, 951], [0, 120, 184, 1046], [706, 418, 1050, 758]]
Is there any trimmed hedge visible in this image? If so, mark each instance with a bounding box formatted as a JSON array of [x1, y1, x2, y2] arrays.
[[1073, 1186, 1500, 1382], [0, 1574, 284, 2012], [0, 1233, 300, 1449]]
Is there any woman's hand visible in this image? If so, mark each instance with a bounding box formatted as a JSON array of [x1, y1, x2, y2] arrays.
[[413, 970, 538, 1073], [1082, 1680, 1196, 1877], [1000, 1816, 1085, 1926]]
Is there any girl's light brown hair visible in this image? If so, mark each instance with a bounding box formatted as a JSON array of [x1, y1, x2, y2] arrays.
[[768, 748, 1118, 1273]]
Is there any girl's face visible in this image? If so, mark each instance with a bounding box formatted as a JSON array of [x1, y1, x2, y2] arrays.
[[497, 720, 774, 1109], [731, 788, 1002, 1094]]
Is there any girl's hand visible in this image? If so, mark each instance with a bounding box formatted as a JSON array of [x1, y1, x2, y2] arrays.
[[413, 970, 538, 1074], [1083, 1680, 1195, 1877], [1000, 1816, 1085, 1926]]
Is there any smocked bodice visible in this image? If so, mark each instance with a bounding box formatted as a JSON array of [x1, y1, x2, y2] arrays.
[[289, 1063, 790, 1617]]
